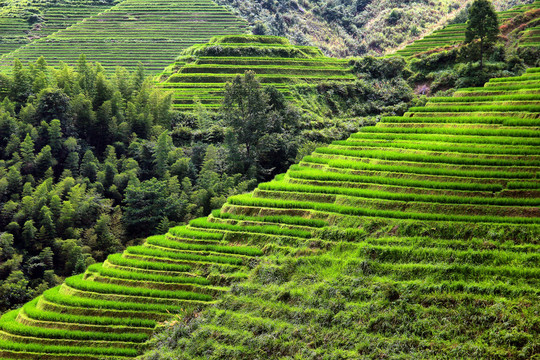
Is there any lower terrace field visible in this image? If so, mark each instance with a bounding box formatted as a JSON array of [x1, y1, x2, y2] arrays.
[[141, 66, 540, 358], [0, 62, 537, 359], [0, 0, 247, 73]]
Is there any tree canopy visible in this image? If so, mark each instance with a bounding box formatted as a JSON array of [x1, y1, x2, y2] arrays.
[[465, 0, 500, 69]]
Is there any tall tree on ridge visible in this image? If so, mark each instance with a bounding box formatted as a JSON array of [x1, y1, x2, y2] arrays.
[[465, 0, 499, 70]]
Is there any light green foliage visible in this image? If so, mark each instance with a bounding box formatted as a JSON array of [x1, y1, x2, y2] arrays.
[[190, 217, 313, 239], [146, 234, 263, 256], [106, 253, 192, 273], [88, 263, 210, 286], [23, 298, 154, 329], [126, 246, 245, 266], [65, 273, 213, 301], [0, 309, 148, 342], [42, 286, 185, 313]]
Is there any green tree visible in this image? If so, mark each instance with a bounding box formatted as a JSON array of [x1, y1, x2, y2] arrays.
[[222, 71, 270, 172], [93, 214, 120, 260], [115, 67, 132, 100], [48, 119, 63, 156], [131, 62, 146, 92], [35, 145, 54, 178], [77, 54, 96, 97], [0, 271, 32, 312], [103, 162, 117, 190], [154, 131, 171, 178], [0, 233, 15, 262], [156, 217, 171, 235], [5, 134, 20, 160], [71, 94, 96, 143], [80, 150, 98, 181], [65, 152, 80, 175], [10, 59, 31, 105], [6, 165, 22, 195], [50, 194, 62, 220], [39, 205, 56, 245], [170, 157, 192, 180], [94, 72, 113, 108], [35, 56, 48, 72], [22, 220, 38, 250], [58, 239, 85, 276], [39, 247, 54, 269], [20, 133, 35, 173], [123, 178, 177, 236], [35, 89, 72, 129], [465, 0, 499, 70]]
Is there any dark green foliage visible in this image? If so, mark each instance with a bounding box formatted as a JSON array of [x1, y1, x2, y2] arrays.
[[351, 56, 412, 80], [0, 59, 259, 311], [124, 178, 185, 237], [222, 71, 302, 180], [223, 71, 270, 164], [465, 0, 500, 69], [35, 89, 72, 131]]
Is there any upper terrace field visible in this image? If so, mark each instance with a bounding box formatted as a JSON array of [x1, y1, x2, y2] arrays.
[[0, 0, 247, 73], [0, 0, 122, 57]]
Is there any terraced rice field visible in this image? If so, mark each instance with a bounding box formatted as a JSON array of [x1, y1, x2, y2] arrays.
[[519, 21, 540, 47], [0, 64, 537, 358], [155, 35, 356, 111], [393, 0, 540, 58], [0, 0, 120, 57], [157, 67, 539, 357], [0, 17, 32, 57], [0, 0, 247, 73], [0, 226, 259, 359]]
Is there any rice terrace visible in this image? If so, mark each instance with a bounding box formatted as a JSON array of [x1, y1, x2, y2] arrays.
[[0, 0, 538, 359]]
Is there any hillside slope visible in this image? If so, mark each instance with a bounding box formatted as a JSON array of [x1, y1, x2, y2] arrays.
[[0, 66, 537, 359], [0, 0, 247, 73], [0, 0, 121, 57], [394, 0, 540, 58], [213, 0, 534, 57], [142, 68, 540, 358]]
